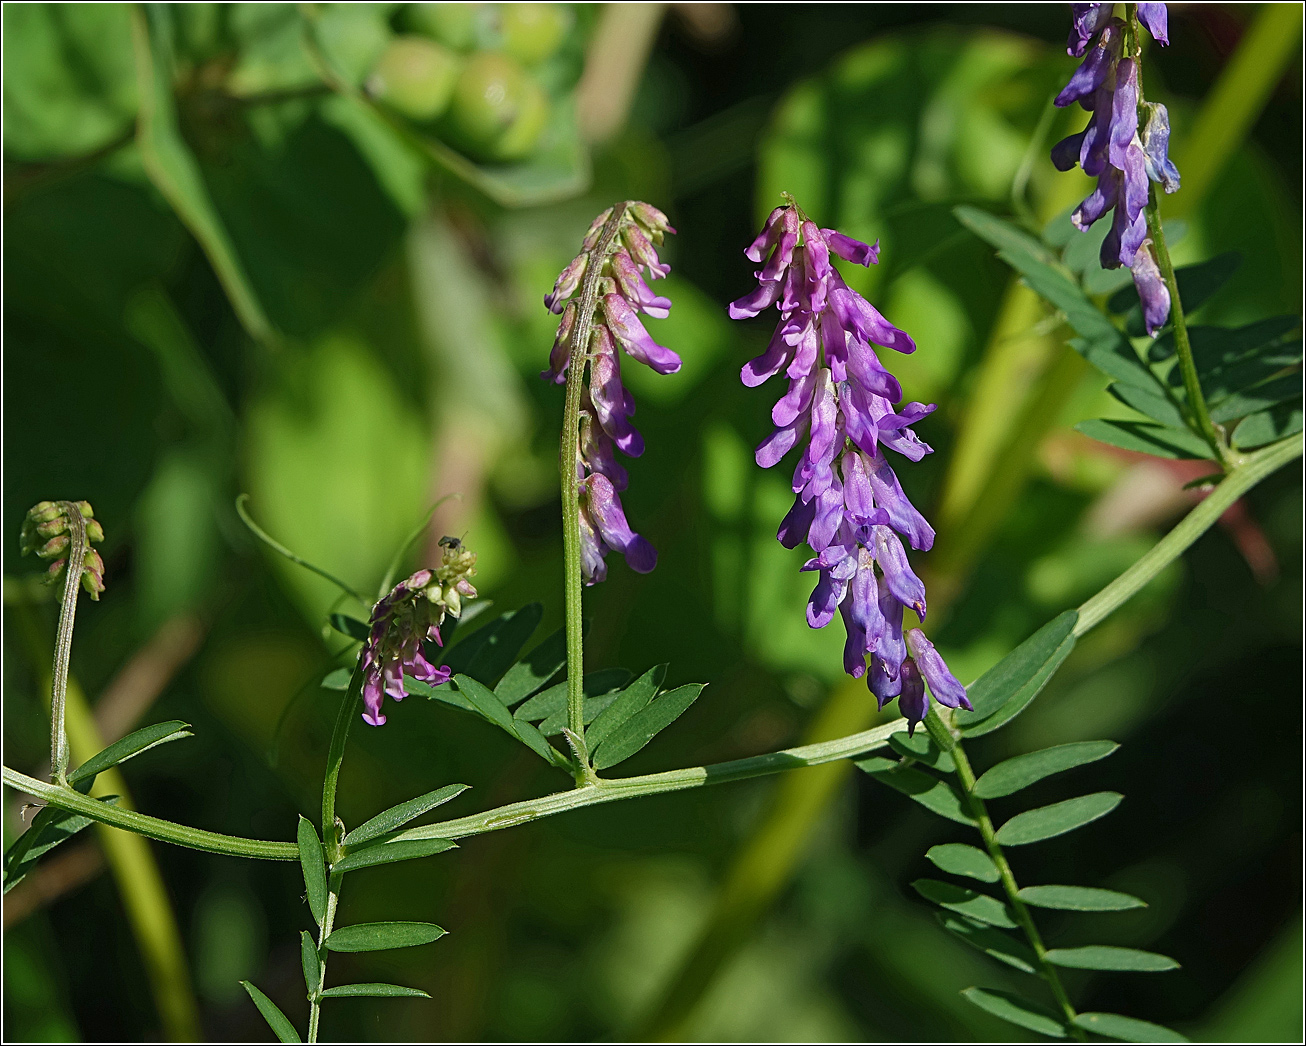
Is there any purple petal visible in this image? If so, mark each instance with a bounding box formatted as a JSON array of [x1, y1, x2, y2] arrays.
[[772, 369, 817, 427], [1107, 59, 1139, 170], [544, 252, 587, 313], [586, 472, 657, 574], [865, 450, 935, 551], [1054, 22, 1118, 108], [872, 524, 927, 620], [1137, 3, 1169, 46], [1141, 102, 1181, 193], [1067, 3, 1111, 56], [1072, 165, 1121, 231], [823, 230, 879, 267], [603, 294, 681, 374], [807, 479, 846, 553], [612, 250, 672, 318], [1130, 241, 1172, 335], [741, 322, 797, 387], [896, 659, 928, 733], [777, 494, 816, 549], [728, 279, 783, 320], [622, 224, 670, 278], [906, 629, 971, 710], [1051, 128, 1087, 172]]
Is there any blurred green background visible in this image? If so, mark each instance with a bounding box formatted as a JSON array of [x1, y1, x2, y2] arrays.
[[3, 3, 1301, 1041]]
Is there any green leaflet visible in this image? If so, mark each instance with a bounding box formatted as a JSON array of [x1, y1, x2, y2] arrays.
[[1074, 419, 1212, 460], [319, 983, 431, 999], [442, 604, 542, 685], [591, 684, 706, 771], [344, 785, 469, 847], [328, 614, 369, 642], [1233, 401, 1305, 449], [994, 792, 1123, 846], [453, 674, 569, 768], [300, 932, 319, 996], [912, 879, 1016, 929], [959, 611, 1077, 722], [859, 761, 975, 826], [1016, 884, 1146, 911], [1045, 946, 1180, 972], [888, 731, 955, 772], [67, 720, 192, 786], [325, 921, 446, 953], [297, 818, 327, 927], [493, 625, 573, 706], [925, 843, 999, 883], [971, 741, 1119, 799], [584, 665, 666, 750], [3, 800, 118, 894], [1210, 374, 1301, 424], [514, 668, 634, 723], [1109, 252, 1242, 336], [1072, 335, 1159, 391], [936, 913, 1036, 974], [333, 838, 457, 874], [961, 987, 1067, 1038], [240, 981, 302, 1043], [1074, 1012, 1189, 1043], [1107, 383, 1187, 428], [321, 668, 352, 691]]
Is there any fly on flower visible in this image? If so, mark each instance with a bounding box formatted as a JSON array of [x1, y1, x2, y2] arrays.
[[729, 196, 970, 732]]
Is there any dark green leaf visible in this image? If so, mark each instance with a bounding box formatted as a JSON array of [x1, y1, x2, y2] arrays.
[[1017, 885, 1146, 911], [961, 987, 1067, 1038], [328, 614, 369, 642], [494, 625, 574, 706], [956, 612, 1077, 737], [538, 692, 624, 737], [333, 838, 457, 874], [240, 981, 302, 1043], [1074, 419, 1212, 460], [995, 792, 1123, 846], [1074, 1012, 1189, 1042], [319, 983, 431, 999], [406, 674, 476, 712], [514, 668, 634, 722], [1150, 316, 1297, 368], [67, 720, 192, 785], [1107, 383, 1187, 428], [1232, 401, 1305, 449], [972, 741, 1119, 799], [889, 731, 955, 772], [453, 675, 568, 768], [445, 604, 542, 685], [1071, 335, 1160, 392], [1045, 946, 1179, 972], [859, 761, 975, 826], [1210, 374, 1301, 423], [321, 668, 352, 691], [300, 932, 319, 996], [297, 817, 327, 927], [591, 683, 706, 771], [4, 801, 118, 894], [345, 785, 469, 847], [325, 921, 446, 953], [936, 913, 1037, 973], [926, 843, 998, 883], [584, 665, 666, 750], [912, 879, 1016, 928], [1110, 251, 1241, 335]]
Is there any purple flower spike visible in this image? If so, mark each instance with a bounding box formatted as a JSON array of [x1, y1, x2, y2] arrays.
[[1137, 2, 1168, 45], [542, 202, 678, 584], [1140, 102, 1181, 193], [731, 196, 962, 727], [906, 629, 972, 711], [1068, 3, 1111, 56]]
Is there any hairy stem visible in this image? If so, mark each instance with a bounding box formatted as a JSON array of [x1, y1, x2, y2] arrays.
[[307, 872, 342, 1043], [560, 203, 631, 777], [321, 664, 364, 857], [49, 502, 88, 784], [942, 718, 1086, 1039]]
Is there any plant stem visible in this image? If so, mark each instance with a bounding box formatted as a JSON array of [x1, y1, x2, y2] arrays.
[[559, 203, 630, 778], [49, 502, 88, 784], [944, 720, 1086, 1040], [1142, 190, 1230, 466], [321, 664, 363, 857], [307, 871, 342, 1043]]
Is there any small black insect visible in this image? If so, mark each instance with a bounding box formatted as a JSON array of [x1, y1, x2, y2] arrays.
[[438, 535, 463, 551]]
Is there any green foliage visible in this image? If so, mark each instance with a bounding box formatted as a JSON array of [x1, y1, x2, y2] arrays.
[[344, 784, 469, 847], [300, 932, 320, 997], [994, 792, 1123, 846], [66, 721, 193, 788], [3, 800, 118, 895], [241, 980, 302, 1043], [1016, 885, 1146, 912], [452, 674, 570, 768], [961, 987, 1066, 1038], [332, 837, 457, 874], [325, 921, 446, 953], [858, 760, 975, 826], [971, 741, 1118, 799], [1044, 946, 1179, 972], [925, 844, 999, 883], [1074, 1012, 1189, 1042], [319, 983, 431, 999], [591, 684, 706, 771], [937, 914, 1037, 973], [297, 817, 328, 927], [913, 880, 1016, 929]]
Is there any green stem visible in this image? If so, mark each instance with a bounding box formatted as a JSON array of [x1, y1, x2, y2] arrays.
[[321, 664, 364, 858], [559, 203, 631, 778], [943, 723, 1086, 1040], [49, 502, 88, 784], [307, 871, 342, 1043], [236, 494, 369, 605], [1142, 190, 1230, 466]]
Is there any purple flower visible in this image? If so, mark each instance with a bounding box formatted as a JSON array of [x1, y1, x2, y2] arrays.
[[1129, 239, 1172, 336], [543, 202, 677, 584], [730, 199, 962, 731], [360, 545, 479, 726], [1052, 3, 1179, 328]]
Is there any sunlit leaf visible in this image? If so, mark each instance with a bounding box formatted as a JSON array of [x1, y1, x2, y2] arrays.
[[972, 741, 1118, 799], [494, 625, 572, 706], [328, 614, 369, 643], [889, 731, 955, 772], [961, 987, 1066, 1038], [1210, 374, 1301, 424], [1074, 1012, 1189, 1042], [1232, 401, 1305, 449], [1075, 418, 1212, 460], [936, 913, 1036, 973], [1107, 383, 1187, 428], [926, 843, 999, 883], [297, 817, 327, 927], [913, 879, 1016, 928], [514, 668, 633, 722], [344, 784, 469, 847], [300, 932, 319, 996], [591, 684, 706, 771], [67, 720, 192, 786], [583, 665, 666, 750], [444, 604, 543, 685], [319, 983, 431, 999], [453, 674, 569, 767], [860, 761, 975, 826], [956, 610, 1077, 733], [321, 668, 352, 691], [240, 981, 302, 1043], [4, 800, 118, 894], [333, 838, 456, 874], [994, 792, 1123, 846], [1045, 946, 1179, 972], [325, 921, 446, 953], [1017, 884, 1146, 911]]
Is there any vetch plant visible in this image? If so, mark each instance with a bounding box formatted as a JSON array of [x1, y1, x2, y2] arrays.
[[3, 6, 1301, 1040]]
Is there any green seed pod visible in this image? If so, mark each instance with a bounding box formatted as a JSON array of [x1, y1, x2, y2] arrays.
[[489, 74, 548, 161], [447, 51, 530, 158], [403, 2, 480, 50], [368, 35, 462, 122], [499, 3, 570, 66]]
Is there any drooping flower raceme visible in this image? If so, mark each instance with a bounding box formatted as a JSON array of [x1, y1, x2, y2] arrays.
[[543, 203, 680, 585], [729, 199, 970, 732], [360, 539, 479, 726], [1053, 2, 1180, 334]]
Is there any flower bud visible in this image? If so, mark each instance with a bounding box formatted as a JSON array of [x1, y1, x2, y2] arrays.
[[38, 534, 70, 559], [36, 518, 70, 539]]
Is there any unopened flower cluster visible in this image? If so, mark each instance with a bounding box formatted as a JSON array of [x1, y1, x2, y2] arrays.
[[21, 500, 106, 599], [730, 201, 969, 730], [543, 202, 680, 585], [360, 539, 478, 727], [1053, 2, 1179, 333]]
